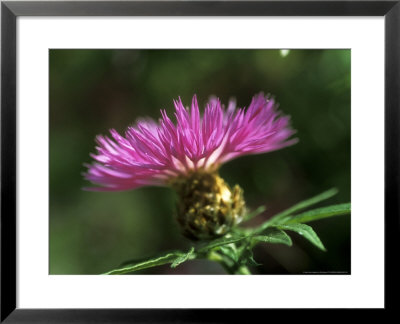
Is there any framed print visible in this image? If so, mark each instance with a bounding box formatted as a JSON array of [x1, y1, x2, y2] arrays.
[[1, 0, 399, 321]]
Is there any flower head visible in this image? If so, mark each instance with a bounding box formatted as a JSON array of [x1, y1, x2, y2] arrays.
[[84, 93, 296, 191], [84, 93, 297, 240]]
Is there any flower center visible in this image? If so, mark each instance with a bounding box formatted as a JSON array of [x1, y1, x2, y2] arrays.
[[170, 170, 246, 241]]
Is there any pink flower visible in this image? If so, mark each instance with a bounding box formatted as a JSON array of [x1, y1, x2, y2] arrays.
[[84, 93, 297, 192]]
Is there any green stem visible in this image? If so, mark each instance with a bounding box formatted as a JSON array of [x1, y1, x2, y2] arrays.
[[207, 251, 233, 274], [207, 250, 252, 275], [207, 251, 225, 263], [235, 265, 251, 275]]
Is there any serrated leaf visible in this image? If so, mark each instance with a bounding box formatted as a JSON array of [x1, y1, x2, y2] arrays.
[[242, 205, 267, 222], [284, 203, 351, 224], [171, 247, 196, 268], [253, 228, 292, 246], [276, 224, 326, 251], [256, 188, 338, 231]]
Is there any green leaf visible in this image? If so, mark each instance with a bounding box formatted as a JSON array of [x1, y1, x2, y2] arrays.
[[284, 203, 351, 224], [198, 234, 250, 253], [242, 205, 266, 222], [104, 249, 196, 275], [252, 228, 292, 246], [276, 224, 326, 251], [171, 247, 196, 268], [104, 253, 179, 275], [256, 188, 338, 231], [239, 248, 261, 266], [218, 245, 239, 262]]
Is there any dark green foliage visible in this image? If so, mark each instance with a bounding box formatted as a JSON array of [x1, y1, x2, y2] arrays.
[[105, 189, 350, 274]]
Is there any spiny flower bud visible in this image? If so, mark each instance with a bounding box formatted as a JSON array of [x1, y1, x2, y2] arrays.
[[171, 171, 246, 240]]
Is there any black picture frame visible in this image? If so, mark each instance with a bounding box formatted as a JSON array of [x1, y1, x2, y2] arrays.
[[1, 0, 398, 321]]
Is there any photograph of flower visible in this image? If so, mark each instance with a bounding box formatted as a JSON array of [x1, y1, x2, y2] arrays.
[[50, 49, 351, 274]]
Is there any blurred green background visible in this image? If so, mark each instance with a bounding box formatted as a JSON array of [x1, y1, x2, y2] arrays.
[[49, 49, 350, 275]]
